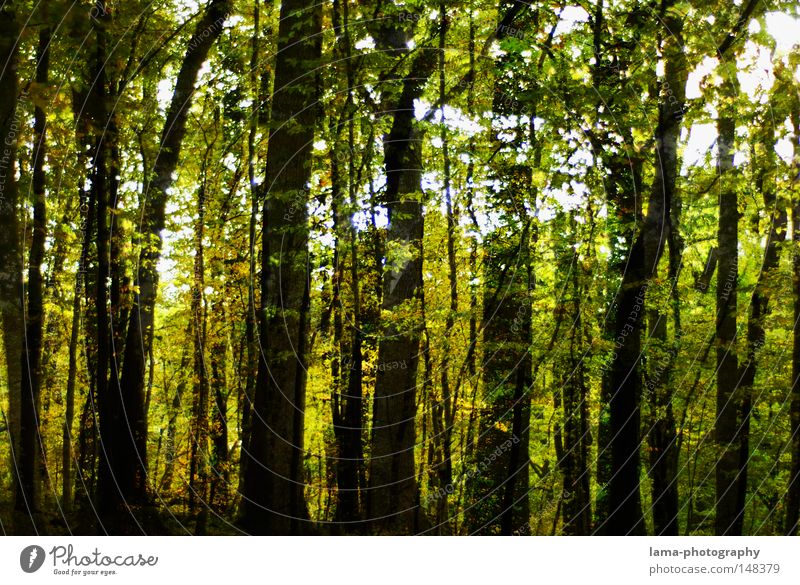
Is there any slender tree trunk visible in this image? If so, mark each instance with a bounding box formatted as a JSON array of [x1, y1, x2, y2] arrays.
[[555, 228, 592, 535], [590, 0, 646, 535], [63, 264, 82, 513], [644, 9, 686, 536], [239, 0, 321, 534], [240, 0, 261, 489], [161, 346, 189, 494], [91, 4, 117, 519], [190, 179, 210, 534], [326, 0, 366, 531], [16, 24, 50, 525], [464, 3, 536, 535], [714, 70, 742, 536], [0, 5, 24, 526], [734, 121, 785, 537], [209, 324, 229, 510], [786, 97, 800, 535], [434, 0, 456, 532], [115, 0, 232, 518], [465, 224, 533, 535]]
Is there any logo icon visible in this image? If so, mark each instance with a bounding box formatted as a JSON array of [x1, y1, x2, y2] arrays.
[[20, 545, 46, 573]]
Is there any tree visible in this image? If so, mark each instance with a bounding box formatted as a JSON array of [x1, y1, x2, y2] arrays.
[[239, 0, 322, 534], [0, 1, 24, 529]]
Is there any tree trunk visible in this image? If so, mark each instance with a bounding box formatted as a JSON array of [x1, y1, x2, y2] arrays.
[[239, 0, 262, 490], [590, 0, 646, 535], [644, 9, 686, 536], [16, 24, 50, 525], [190, 180, 210, 534], [736, 119, 785, 534], [555, 228, 592, 535], [366, 38, 440, 534], [115, 0, 232, 519], [433, 0, 456, 532], [238, 0, 321, 534], [714, 71, 741, 536], [0, 5, 24, 526], [465, 224, 533, 535], [786, 94, 800, 535]]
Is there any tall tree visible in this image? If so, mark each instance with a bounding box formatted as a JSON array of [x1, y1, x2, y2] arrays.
[[111, 0, 233, 521], [239, 0, 322, 534], [643, 5, 687, 537], [17, 20, 51, 526], [366, 5, 443, 535], [0, 1, 24, 529], [785, 66, 800, 536], [591, 0, 646, 535]]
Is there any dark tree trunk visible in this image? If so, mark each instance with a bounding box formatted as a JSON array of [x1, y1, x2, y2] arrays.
[[327, 0, 366, 531], [63, 243, 83, 514], [714, 71, 741, 536], [115, 0, 232, 520], [590, 0, 646, 535], [160, 346, 189, 494], [465, 225, 533, 535], [0, 6, 24, 527], [90, 4, 118, 519], [555, 230, 592, 535], [736, 120, 785, 534], [786, 98, 800, 535], [17, 24, 50, 524], [239, 0, 262, 489], [709, 0, 763, 537], [239, 0, 321, 534], [189, 180, 210, 533], [433, 0, 456, 532], [366, 38, 440, 534], [464, 3, 535, 536], [644, 9, 686, 536], [210, 328, 229, 510]]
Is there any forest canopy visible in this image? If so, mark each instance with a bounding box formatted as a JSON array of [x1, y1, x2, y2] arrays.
[[1, 0, 800, 536]]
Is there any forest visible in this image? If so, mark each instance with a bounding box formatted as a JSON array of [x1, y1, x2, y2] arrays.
[[0, 0, 799, 536]]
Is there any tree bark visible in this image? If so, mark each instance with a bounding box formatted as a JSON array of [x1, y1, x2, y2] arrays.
[[0, 4, 24, 527], [643, 8, 686, 536], [465, 224, 533, 535], [189, 178, 210, 533], [735, 117, 785, 534], [238, 0, 321, 534], [366, 33, 441, 533], [714, 70, 741, 536], [786, 91, 800, 535], [17, 23, 51, 523], [115, 0, 232, 520], [591, 0, 646, 535]]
